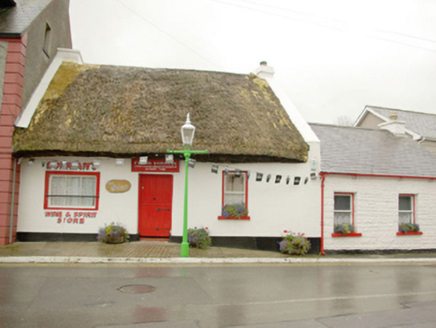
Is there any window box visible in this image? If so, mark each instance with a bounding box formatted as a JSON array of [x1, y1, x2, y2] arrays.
[[396, 231, 423, 236], [218, 216, 250, 220], [332, 232, 362, 237]]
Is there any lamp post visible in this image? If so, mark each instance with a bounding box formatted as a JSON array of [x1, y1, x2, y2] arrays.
[[167, 114, 208, 257]]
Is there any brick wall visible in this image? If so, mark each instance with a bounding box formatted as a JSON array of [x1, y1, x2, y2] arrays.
[[0, 35, 26, 245], [323, 174, 436, 251]]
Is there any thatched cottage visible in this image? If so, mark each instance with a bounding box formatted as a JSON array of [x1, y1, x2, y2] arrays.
[[13, 50, 322, 252]]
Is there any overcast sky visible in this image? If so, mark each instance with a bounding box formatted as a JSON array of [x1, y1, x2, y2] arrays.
[[69, 0, 436, 124]]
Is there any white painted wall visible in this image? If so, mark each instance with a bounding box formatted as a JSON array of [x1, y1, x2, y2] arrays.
[[17, 156, 321, 239], [323, 175, 436, 251]]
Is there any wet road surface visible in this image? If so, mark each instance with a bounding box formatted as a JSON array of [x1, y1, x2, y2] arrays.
[[1, 262, 436, 327]]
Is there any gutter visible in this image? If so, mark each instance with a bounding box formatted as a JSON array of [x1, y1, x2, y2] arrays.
[[9, 158, 17, 243], [320, 172, 325, 255]]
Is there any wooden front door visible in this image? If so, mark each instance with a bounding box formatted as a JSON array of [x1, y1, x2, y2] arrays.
[[138, 174, 173, 237]]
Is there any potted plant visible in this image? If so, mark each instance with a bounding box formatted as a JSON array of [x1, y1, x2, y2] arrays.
[[278, 232, 311, 256], [188, 227, 211, 249], [221, 203, 248, 219], [399, 223, 420, 234], [97, 222, 129, 244], [334, 223, 354, 235]]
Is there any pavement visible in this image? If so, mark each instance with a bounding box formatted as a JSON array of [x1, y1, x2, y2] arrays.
[[2, 240, 436, 264]]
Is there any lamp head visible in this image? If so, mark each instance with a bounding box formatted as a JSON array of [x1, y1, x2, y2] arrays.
[[181, 113, 195, 146]]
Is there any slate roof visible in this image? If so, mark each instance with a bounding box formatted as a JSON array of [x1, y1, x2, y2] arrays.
[[310, 123, 436, 177], [13, 62, 309, 163], [0, 0, 52, 37], [364, 106, 436, 139]]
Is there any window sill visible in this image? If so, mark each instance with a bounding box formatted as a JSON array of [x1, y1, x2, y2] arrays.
[[218, 216, 250, 220], [396, 232, 423, 236], [331, 233, 362, 238]]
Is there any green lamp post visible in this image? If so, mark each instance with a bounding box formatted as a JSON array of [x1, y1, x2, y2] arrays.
[[167, 114, 208, 257]]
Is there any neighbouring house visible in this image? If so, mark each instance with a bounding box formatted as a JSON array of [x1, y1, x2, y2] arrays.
[[13, 54, 322, 252], [355, 105, 436, 155], [310, 123, 436, 253], [0, 0, 72, 245]]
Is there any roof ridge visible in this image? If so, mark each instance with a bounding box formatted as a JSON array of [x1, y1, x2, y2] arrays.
[[367, 105, 436, 117]]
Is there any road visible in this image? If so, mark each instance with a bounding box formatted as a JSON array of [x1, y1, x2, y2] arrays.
[[1, 262, 436, 327]]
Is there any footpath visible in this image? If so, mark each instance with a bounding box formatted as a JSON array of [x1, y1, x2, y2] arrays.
[[1, 240, 436, 264]]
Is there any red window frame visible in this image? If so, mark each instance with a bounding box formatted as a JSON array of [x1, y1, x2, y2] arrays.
[[44, 171, 100, 210], [218, 171, 250, 220], [332, 192, 362, 237], [397, 194, 421, 235]]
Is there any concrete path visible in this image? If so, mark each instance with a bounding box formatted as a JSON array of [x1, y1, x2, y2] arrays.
[[1, 241, 436, 264]]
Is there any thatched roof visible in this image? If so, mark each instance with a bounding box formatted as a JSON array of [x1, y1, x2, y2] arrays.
[[13, 62, 309, 163]]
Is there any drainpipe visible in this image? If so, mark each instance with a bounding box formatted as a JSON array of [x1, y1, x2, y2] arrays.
[[320, 172, 325, 255], [9, 158, 17, 244]]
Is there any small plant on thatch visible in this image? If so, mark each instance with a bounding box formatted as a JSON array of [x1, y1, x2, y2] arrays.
[[188, 227, 211, 249]]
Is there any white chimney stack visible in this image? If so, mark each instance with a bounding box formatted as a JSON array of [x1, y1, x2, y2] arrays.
[[378, 111, 406, 137], [252, 61, 275, 80]]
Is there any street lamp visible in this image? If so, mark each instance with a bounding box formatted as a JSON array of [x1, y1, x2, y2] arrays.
[[168, 114, 208, 257]]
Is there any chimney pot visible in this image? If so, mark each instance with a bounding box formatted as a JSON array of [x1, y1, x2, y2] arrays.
[[389, 111, 398, 121]]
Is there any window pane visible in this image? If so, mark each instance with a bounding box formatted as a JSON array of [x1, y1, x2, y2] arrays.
[[399, 196, 411, 211], [48, 174, 97, 208], [224, 194, 244, 206], [399, 212, 412, 225], [226, 174, 244, 192], [334, 195, 350, 210], [334, 212, 351, 225]]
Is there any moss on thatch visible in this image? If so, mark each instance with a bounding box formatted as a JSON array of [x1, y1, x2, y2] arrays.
[[13, 63, 309, 162]]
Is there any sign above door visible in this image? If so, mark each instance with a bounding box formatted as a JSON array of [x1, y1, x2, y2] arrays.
[[131, 159, 179, 173]]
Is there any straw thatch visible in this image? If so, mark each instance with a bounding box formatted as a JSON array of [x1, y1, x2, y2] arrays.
[[13, 62, 308, 162]]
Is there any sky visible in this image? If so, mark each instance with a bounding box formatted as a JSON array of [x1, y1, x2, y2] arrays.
[[69, 0, 436, 124]]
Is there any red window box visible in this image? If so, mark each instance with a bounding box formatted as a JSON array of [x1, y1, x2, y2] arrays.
[[396, 232, 423, 236], [218, 216, 250, 220], [331, 233, 362, 238]]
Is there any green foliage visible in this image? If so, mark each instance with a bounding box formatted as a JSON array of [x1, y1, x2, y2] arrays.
[[399, 223, 420, 233], [334, 223, 354, 234], [97, 222, 129, 243], [221, 204, 248, 219], [188, 227, 211, 249], [278, 232, 311, 256]]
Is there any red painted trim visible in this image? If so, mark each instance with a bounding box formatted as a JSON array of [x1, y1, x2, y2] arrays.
[[221, 170, 249, 207], [396, 232, 423, 236], [218, 216, 250, 220], [332, 233, 362, 237], [44, 171, 100, 210], [320, 173, 325, 255], [321, 172, 436, 180]]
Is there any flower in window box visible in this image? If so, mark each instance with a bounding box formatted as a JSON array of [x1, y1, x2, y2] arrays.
[[221, 203, 248, 219], [399, 223, 420, 233], [334, 223, 355, 235], [97, 222, 129, 244], [278, 232, 311, 256]]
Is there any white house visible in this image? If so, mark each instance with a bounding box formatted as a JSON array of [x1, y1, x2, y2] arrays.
[[310, 122, 436, 253], [13, 52, 322, 252]]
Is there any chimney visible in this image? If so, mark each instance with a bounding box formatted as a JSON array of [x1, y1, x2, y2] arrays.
[[252, 61, 275, 80], [378, 111, 406, 137]]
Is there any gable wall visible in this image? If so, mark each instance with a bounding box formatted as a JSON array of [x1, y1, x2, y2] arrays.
[[357, 112, 385, 129]]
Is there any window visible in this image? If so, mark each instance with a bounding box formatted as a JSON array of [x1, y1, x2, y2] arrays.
[[334, 194, 353, 226], [219, 171, 249, 220], [398, 195, 415, 225], [44, 172, 100, 210], [332, 193, 361, 237]]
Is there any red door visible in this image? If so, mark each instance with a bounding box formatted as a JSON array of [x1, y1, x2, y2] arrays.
[[138, 174, 173, 237]]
